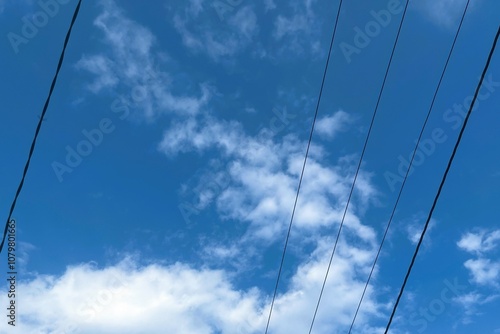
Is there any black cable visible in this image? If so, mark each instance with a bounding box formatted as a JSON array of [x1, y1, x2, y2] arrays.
[[263, 1, 345, 333], [0, 0, 83, 254], [308, 1, 410, 333], [348, 1, 471, 332], [384, 25, 500, 333]]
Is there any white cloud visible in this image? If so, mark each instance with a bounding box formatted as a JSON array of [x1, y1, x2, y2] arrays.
[[171, 0, 325, 60], [173, 5, 259, 61], [17, 241, 36, 272], [315, 110, 351, 140], [0, 246, 386, 334], [230, 6, 258, 39], [76, 55, 118, 93], [158, 117, 244, 156], [3, 258, 263, 334], [453, 292, 499, 324], [464, 258, 500, 286], [458, 232, 484, 253], [76, 0, 211, 119], [273, 13, 310, 40], [457, 230, 500, 254], [416, 0, 471, 29], [187, 0, 204, 16], [454, 292, 482, 308], [264, 0, 277, 12], [264, 238, 383, 333], [271, 0, 323, 56], [454, 292, 498, 309], [160, 112, 377, 244], [406, 218, 436, 245], [455, 228, 500, 323], [407, 225, 421, 245]]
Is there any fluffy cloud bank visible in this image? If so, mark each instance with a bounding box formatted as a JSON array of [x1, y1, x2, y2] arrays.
[[0, 251, 387, 334]]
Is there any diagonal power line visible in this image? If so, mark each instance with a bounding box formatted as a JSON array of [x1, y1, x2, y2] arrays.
[[263, 1, 345, 333], [384, 25, 500, 333], [0, 0, 83, 254], [308, 1, 410, 333], [348, 1, 471, 332]]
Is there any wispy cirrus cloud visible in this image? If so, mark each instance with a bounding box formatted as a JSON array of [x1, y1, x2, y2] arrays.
[[453, 292, 499, 324], [170, 0, 328, 61], [172, 2, 259, 61], [76, 0, 211, 119], [264, 0, 277, 12], [272, 0, 324, 56], [416, 0, 474, 29]]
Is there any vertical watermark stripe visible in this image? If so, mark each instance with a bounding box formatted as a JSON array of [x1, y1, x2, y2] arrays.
[[5, 219, 16, 327]]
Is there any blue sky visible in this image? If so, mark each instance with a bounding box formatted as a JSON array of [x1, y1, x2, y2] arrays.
[[0, 0, 499, 333]]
